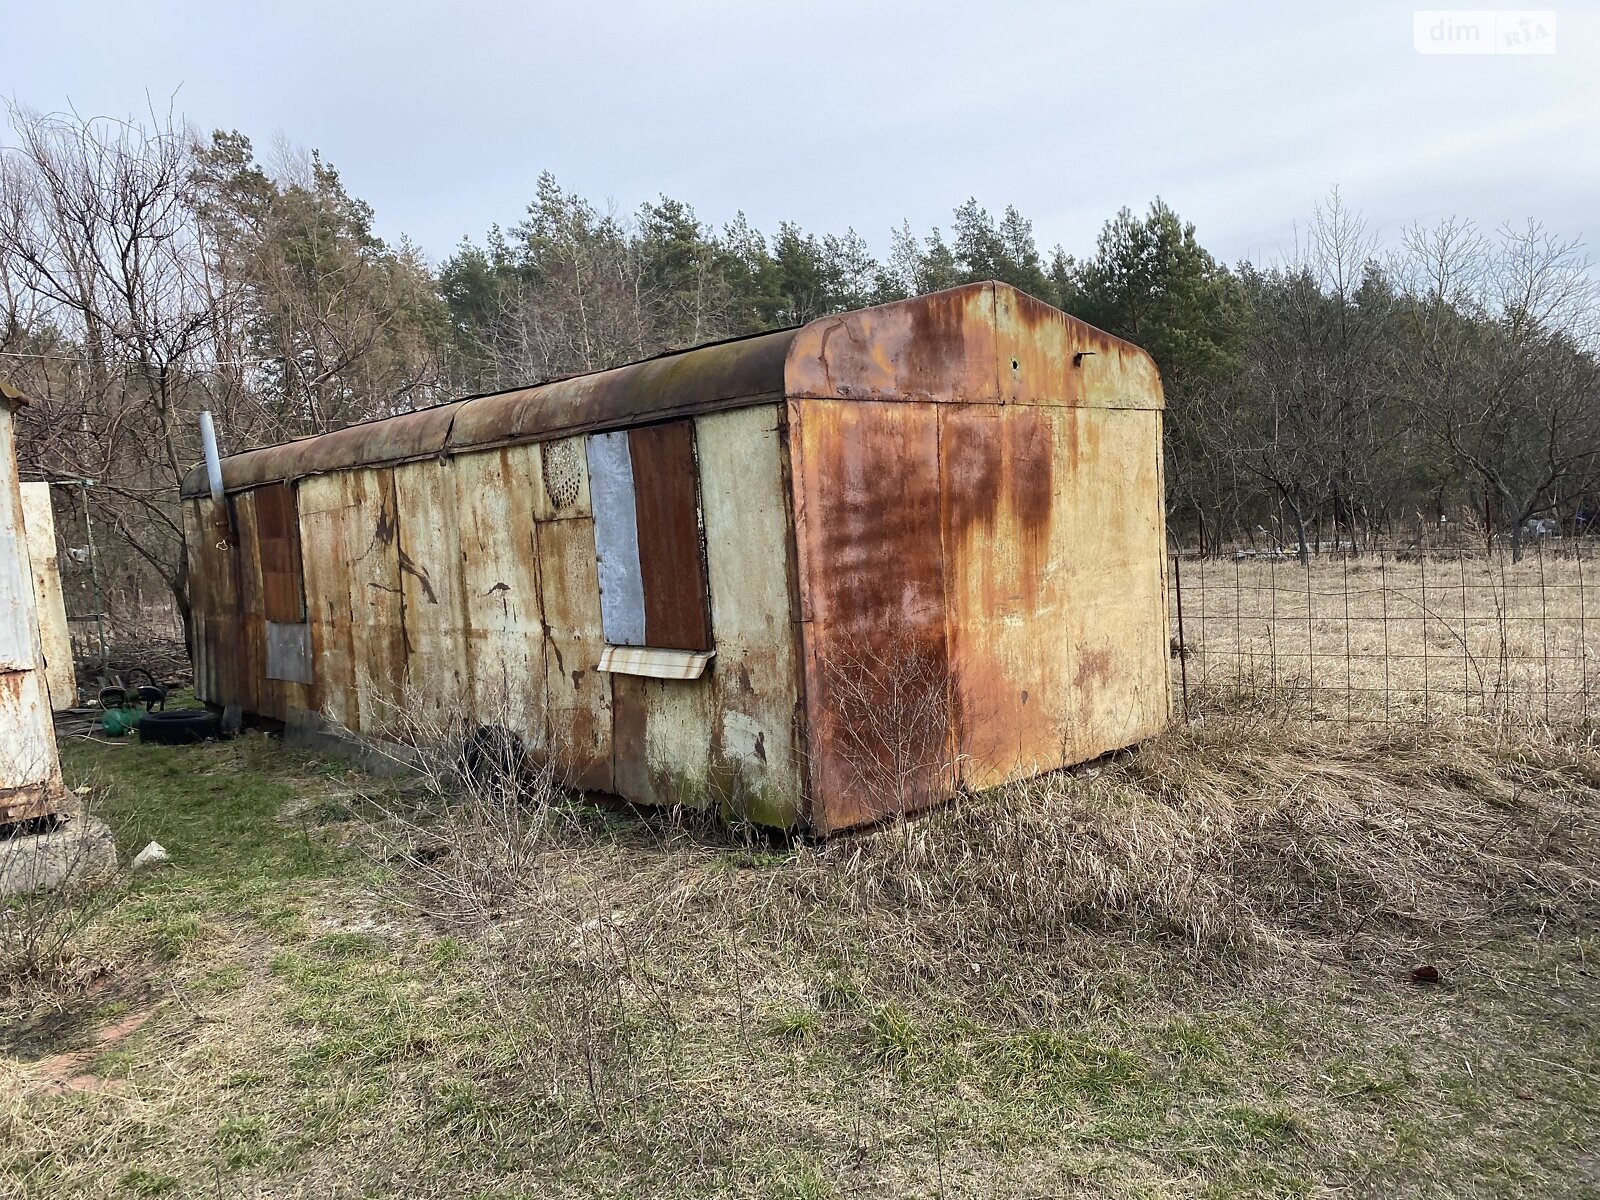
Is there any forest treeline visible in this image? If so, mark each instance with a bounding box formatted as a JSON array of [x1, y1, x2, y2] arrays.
[[1, 106, 1597, 640]]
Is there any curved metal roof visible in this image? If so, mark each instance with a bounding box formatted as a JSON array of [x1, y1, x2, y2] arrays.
[[182, 282, 1161, 498]]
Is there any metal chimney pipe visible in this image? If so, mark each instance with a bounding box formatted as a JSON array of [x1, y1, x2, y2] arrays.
[[198, 411, 225, 505]]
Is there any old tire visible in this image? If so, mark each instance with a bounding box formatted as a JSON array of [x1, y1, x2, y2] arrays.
[[137, 708, 221, 745]]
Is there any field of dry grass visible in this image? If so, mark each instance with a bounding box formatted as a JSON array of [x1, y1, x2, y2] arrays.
[[3, 702, 1600, 1197], [1176, 548, 1600, 726]]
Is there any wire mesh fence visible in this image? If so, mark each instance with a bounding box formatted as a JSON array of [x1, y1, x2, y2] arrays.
[[1170, 537, 1600, 728]]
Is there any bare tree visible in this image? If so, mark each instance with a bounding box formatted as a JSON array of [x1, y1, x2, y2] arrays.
[[0, 103, 239, 643], [1397, 218, 1600, 560]]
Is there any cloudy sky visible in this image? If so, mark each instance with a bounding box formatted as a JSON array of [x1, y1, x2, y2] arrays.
[[4, 1, 1593, 269]]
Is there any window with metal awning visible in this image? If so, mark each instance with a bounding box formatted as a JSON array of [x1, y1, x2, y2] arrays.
[[586, 419, 714, 679]]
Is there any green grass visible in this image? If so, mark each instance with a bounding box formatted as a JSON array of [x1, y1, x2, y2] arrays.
[[3, 729, 1599, 1198]]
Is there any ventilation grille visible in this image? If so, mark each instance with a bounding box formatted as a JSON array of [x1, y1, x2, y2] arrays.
[[542, 439, 583, 510]]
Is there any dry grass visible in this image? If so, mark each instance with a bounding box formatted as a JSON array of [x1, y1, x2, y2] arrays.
[[1177, 549, 1600, 725], [4, 706, 1600, 1197]]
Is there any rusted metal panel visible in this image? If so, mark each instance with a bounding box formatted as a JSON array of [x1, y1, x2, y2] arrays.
[[393, 460, 470, 723], [533, 514, 613, 791], [299, 470, 406, 734], [20, 483, 74, 709], [939, 403, 1168, 790], [789, 399, 954, 834], [452, 446, 547, 743], [629, 421, 712, 651], [447, 328, 794, 456], [609, 405, 805, 819], [180, 402, 458, 500], [784, 283, 1000, 405], [181, 328, 797, 499], [1050, 407, 1170, 762], [179, 283, 1161, 502], [0, 401, 64, 819], [692, 404, 804, 826], [938, 404, 1062, 789], [228, 492, 267, 718], [993, 284, 1165, 410], [252, 481, 305, 624]]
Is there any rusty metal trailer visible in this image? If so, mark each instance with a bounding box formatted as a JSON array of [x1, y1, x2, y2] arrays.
[[180, 282, 1169, 834]]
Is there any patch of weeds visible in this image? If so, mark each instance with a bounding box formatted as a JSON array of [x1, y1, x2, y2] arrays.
[[310, 931, 381, 960], [767, 1160, 836, 1200], [768, 1007, 821, 1043], [732, 849, 794, 870], [1211, 1103, 1305, 1150], [428, 935, 469, 969], [214, 1115, 274, 1169], [305, 797, 356, 825], [189, 962, 248, 996], [868, 1003, 920, 1065], [87, 1046, 138, 1079], [815, 970, 862, 1011], [433, 1079, 514, 1146], [1160, 1018, 1229, 1067], [145, 912, 210, 958], [118, 1166, 179, 1196], [296, 1081, 384, 1147]]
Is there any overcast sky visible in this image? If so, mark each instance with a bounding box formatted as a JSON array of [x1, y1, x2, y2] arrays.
[[4, 1, 1594, 270]]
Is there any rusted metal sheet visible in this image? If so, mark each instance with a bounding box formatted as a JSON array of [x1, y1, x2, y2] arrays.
[[252, 481, 305, 624], [20, 483, 74, 709], [785, 283, 1000, 405], [691, 404, 804, 826], [1045, 407, 1169, 763], [299, 470, 406, 734], [181, 328, 797, 499], [179, 402, 458, 500], [392, 460, 470, 724], [0, 399, 65, 821], [181, 283, 1160, 503], [993, 284, 1165, 410], [227, 492, 266, 718], [265, 621, 312, 685], [789, 399, 954, 834], [185, 497, 252, 711], [609, 406, 805, 818], [447, 328, 794, 457], [629, 422, 712, 651], [533, 514, 613, 791], [938, 404, 1058, 788], [452, 446, 547, 743]]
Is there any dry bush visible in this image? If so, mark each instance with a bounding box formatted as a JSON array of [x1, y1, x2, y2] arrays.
[[820, 630, 960, 819], [349, 685, 590, 926], [1, 804, 122, 1005]]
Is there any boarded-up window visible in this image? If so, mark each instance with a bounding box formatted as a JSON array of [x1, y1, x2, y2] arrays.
[[586, 421, 712, 652], [253, 482, 305, 624]]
